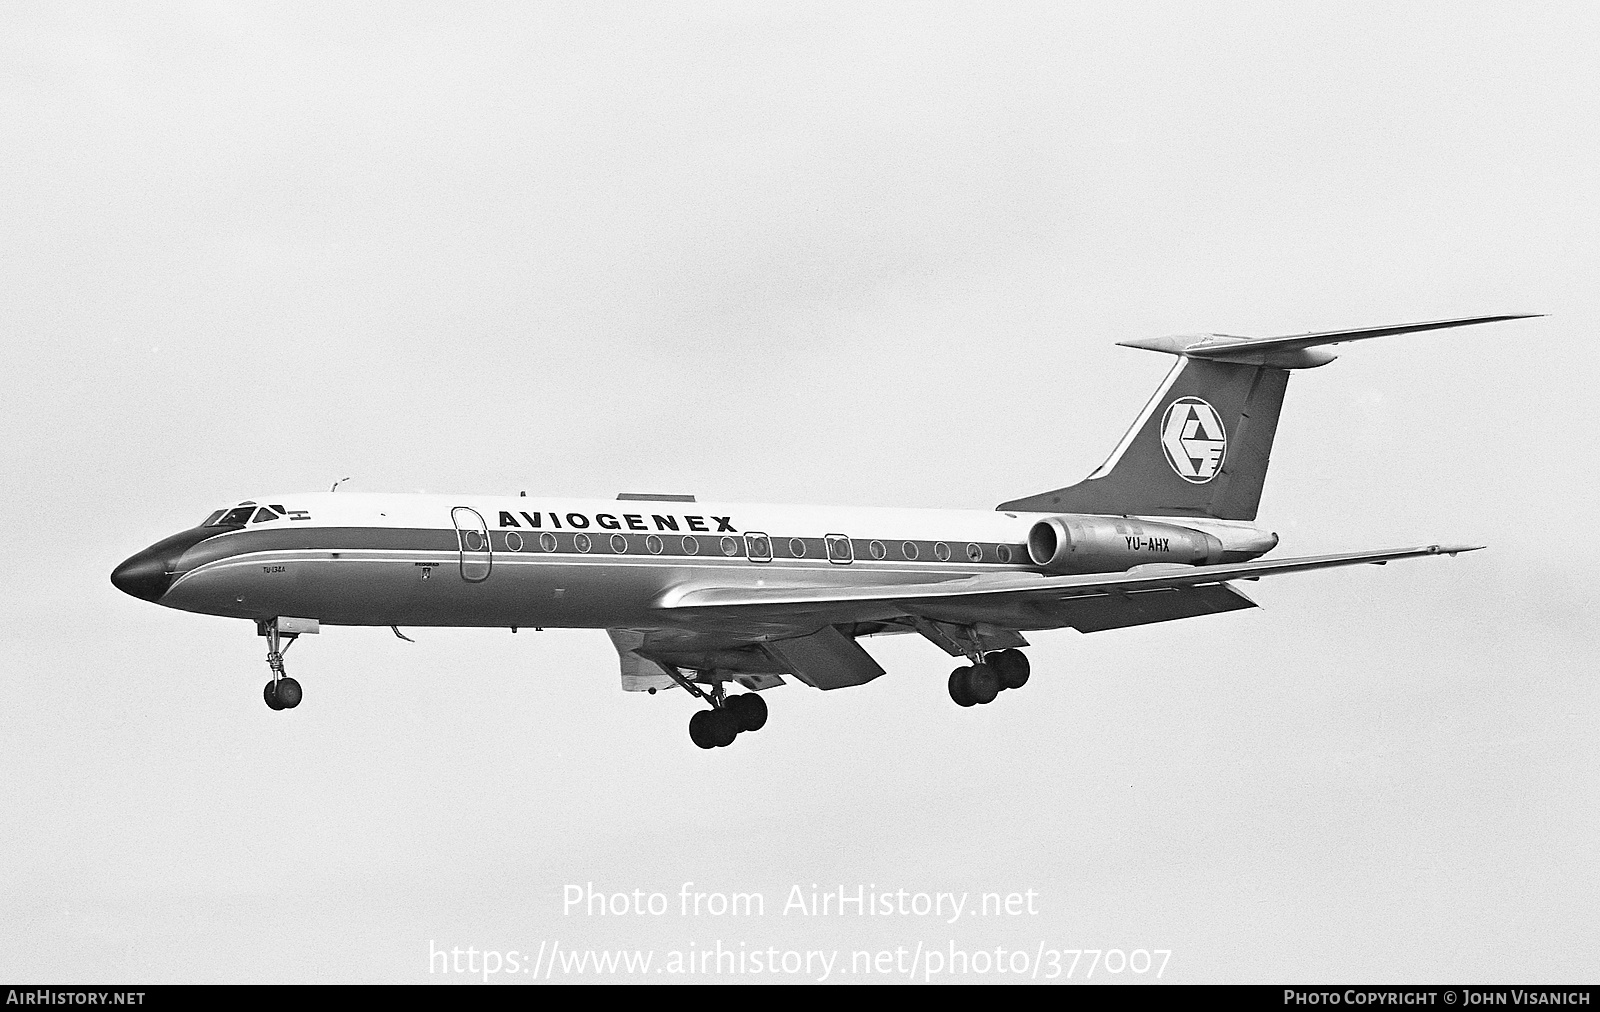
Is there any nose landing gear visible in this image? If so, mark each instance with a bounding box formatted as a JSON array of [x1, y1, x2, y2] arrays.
[[258, 618, 307, 711]]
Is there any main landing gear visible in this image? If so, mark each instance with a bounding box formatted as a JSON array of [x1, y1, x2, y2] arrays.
[[260, 620, 302, 711], [663, 668, 769, 749], [688, 694, 767, 749], [948, 648, 1030, 707]]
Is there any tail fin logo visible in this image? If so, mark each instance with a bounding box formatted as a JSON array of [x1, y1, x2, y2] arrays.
[[1160, 397, 1228, 483]]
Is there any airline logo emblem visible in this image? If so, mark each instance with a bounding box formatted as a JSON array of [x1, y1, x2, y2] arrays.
[[1160, 397, 1227, 483]]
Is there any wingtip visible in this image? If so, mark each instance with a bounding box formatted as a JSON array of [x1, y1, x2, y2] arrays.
[[1114, 334, 1195, 355], [1431, 543, 1487, 556], [1439, 313, 1542, 324]]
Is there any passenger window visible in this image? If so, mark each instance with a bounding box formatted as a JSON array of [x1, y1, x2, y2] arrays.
[[826, 535, 853, 564], [744, 533, 772, 563]]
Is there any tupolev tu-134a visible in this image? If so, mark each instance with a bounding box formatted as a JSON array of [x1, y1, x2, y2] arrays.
[[112, 314, 1534, 748]]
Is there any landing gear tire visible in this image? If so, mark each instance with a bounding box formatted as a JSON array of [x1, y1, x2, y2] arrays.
[[689, 709, 718, 749], [272, 677, 302, 709], [726, 693, 768, 732], [689, 707, 743, 748], [989, 649, 1030, 690], [706, 708, 741, 747], [264, 680, 285, 711], [948, 666, 978, 707], [966, 663, 1000, 704]]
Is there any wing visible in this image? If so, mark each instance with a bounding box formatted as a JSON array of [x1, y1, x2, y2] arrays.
[[658, 543, 1481, 616], [613, 544, 1481, 690]]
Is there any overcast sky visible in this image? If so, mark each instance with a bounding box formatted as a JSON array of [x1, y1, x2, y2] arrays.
[[2, 2, 1596, 983]]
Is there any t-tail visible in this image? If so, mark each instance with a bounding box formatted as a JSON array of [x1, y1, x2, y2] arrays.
[[999, 314, 1540, 521]]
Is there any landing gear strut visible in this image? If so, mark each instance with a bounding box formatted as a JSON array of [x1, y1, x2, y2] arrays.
[[948, 648, 1030, 707], [259, 620, 302, 711], [663, 667, 769, 749]]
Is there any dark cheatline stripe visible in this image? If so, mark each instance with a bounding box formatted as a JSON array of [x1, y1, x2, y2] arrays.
[[491, 532, 1026, 565], [176, 525, 1031, 569], [177, 527, 458, 570]]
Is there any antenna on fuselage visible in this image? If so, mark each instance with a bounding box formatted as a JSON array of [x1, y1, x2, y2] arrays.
[[330, 476, 352, 492]]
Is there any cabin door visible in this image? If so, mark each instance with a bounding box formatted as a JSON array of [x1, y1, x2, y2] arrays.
[[450, 507, 493, 583]]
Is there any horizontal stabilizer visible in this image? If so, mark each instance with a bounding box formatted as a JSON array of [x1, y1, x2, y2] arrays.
[[1118, 314, 1541, 369]]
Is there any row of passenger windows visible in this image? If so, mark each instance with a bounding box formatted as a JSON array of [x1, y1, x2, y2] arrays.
[[466, 531, 746, 556], [462, 529, 1015, 564]]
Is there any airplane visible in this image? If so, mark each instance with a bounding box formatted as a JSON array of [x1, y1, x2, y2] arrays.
[[110, 314, 1534, 748]]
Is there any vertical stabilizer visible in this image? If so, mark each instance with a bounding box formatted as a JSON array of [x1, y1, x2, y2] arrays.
[[999, 358, 1289, 520]]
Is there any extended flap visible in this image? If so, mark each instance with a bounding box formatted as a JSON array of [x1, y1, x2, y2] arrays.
[[764, 626, 885, 691], [1064, 582, 1256, 633]]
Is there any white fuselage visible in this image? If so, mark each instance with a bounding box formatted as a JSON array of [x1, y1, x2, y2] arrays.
[[138, 492, 1275, 630]]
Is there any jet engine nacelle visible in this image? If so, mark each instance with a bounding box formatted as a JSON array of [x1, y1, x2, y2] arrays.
[[1026, 515, 1224, 574]]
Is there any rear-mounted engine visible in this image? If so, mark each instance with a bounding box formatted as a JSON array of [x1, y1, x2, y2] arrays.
[[1026, 515, 1224, 574]]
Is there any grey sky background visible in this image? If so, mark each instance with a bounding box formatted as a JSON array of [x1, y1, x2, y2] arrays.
[[2, 2, 1596, 983]]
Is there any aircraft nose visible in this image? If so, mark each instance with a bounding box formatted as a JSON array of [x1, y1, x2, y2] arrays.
[[111, 548, 172, 602]]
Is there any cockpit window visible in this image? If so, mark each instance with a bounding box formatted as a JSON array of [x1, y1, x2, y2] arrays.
[[251, 507, 279, 523], [213, 506, 256, 526], [201, 510, 226, 527]]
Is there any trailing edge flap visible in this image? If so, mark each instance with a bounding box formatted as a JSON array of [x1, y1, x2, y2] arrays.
[[733, 673, 787, 691], [657, 544, 1482, 613], [1053, 581, 1256, 633], [764, 626, 885, 691], [606, 628, 679, 692], [907, 618, 1028, 658]]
